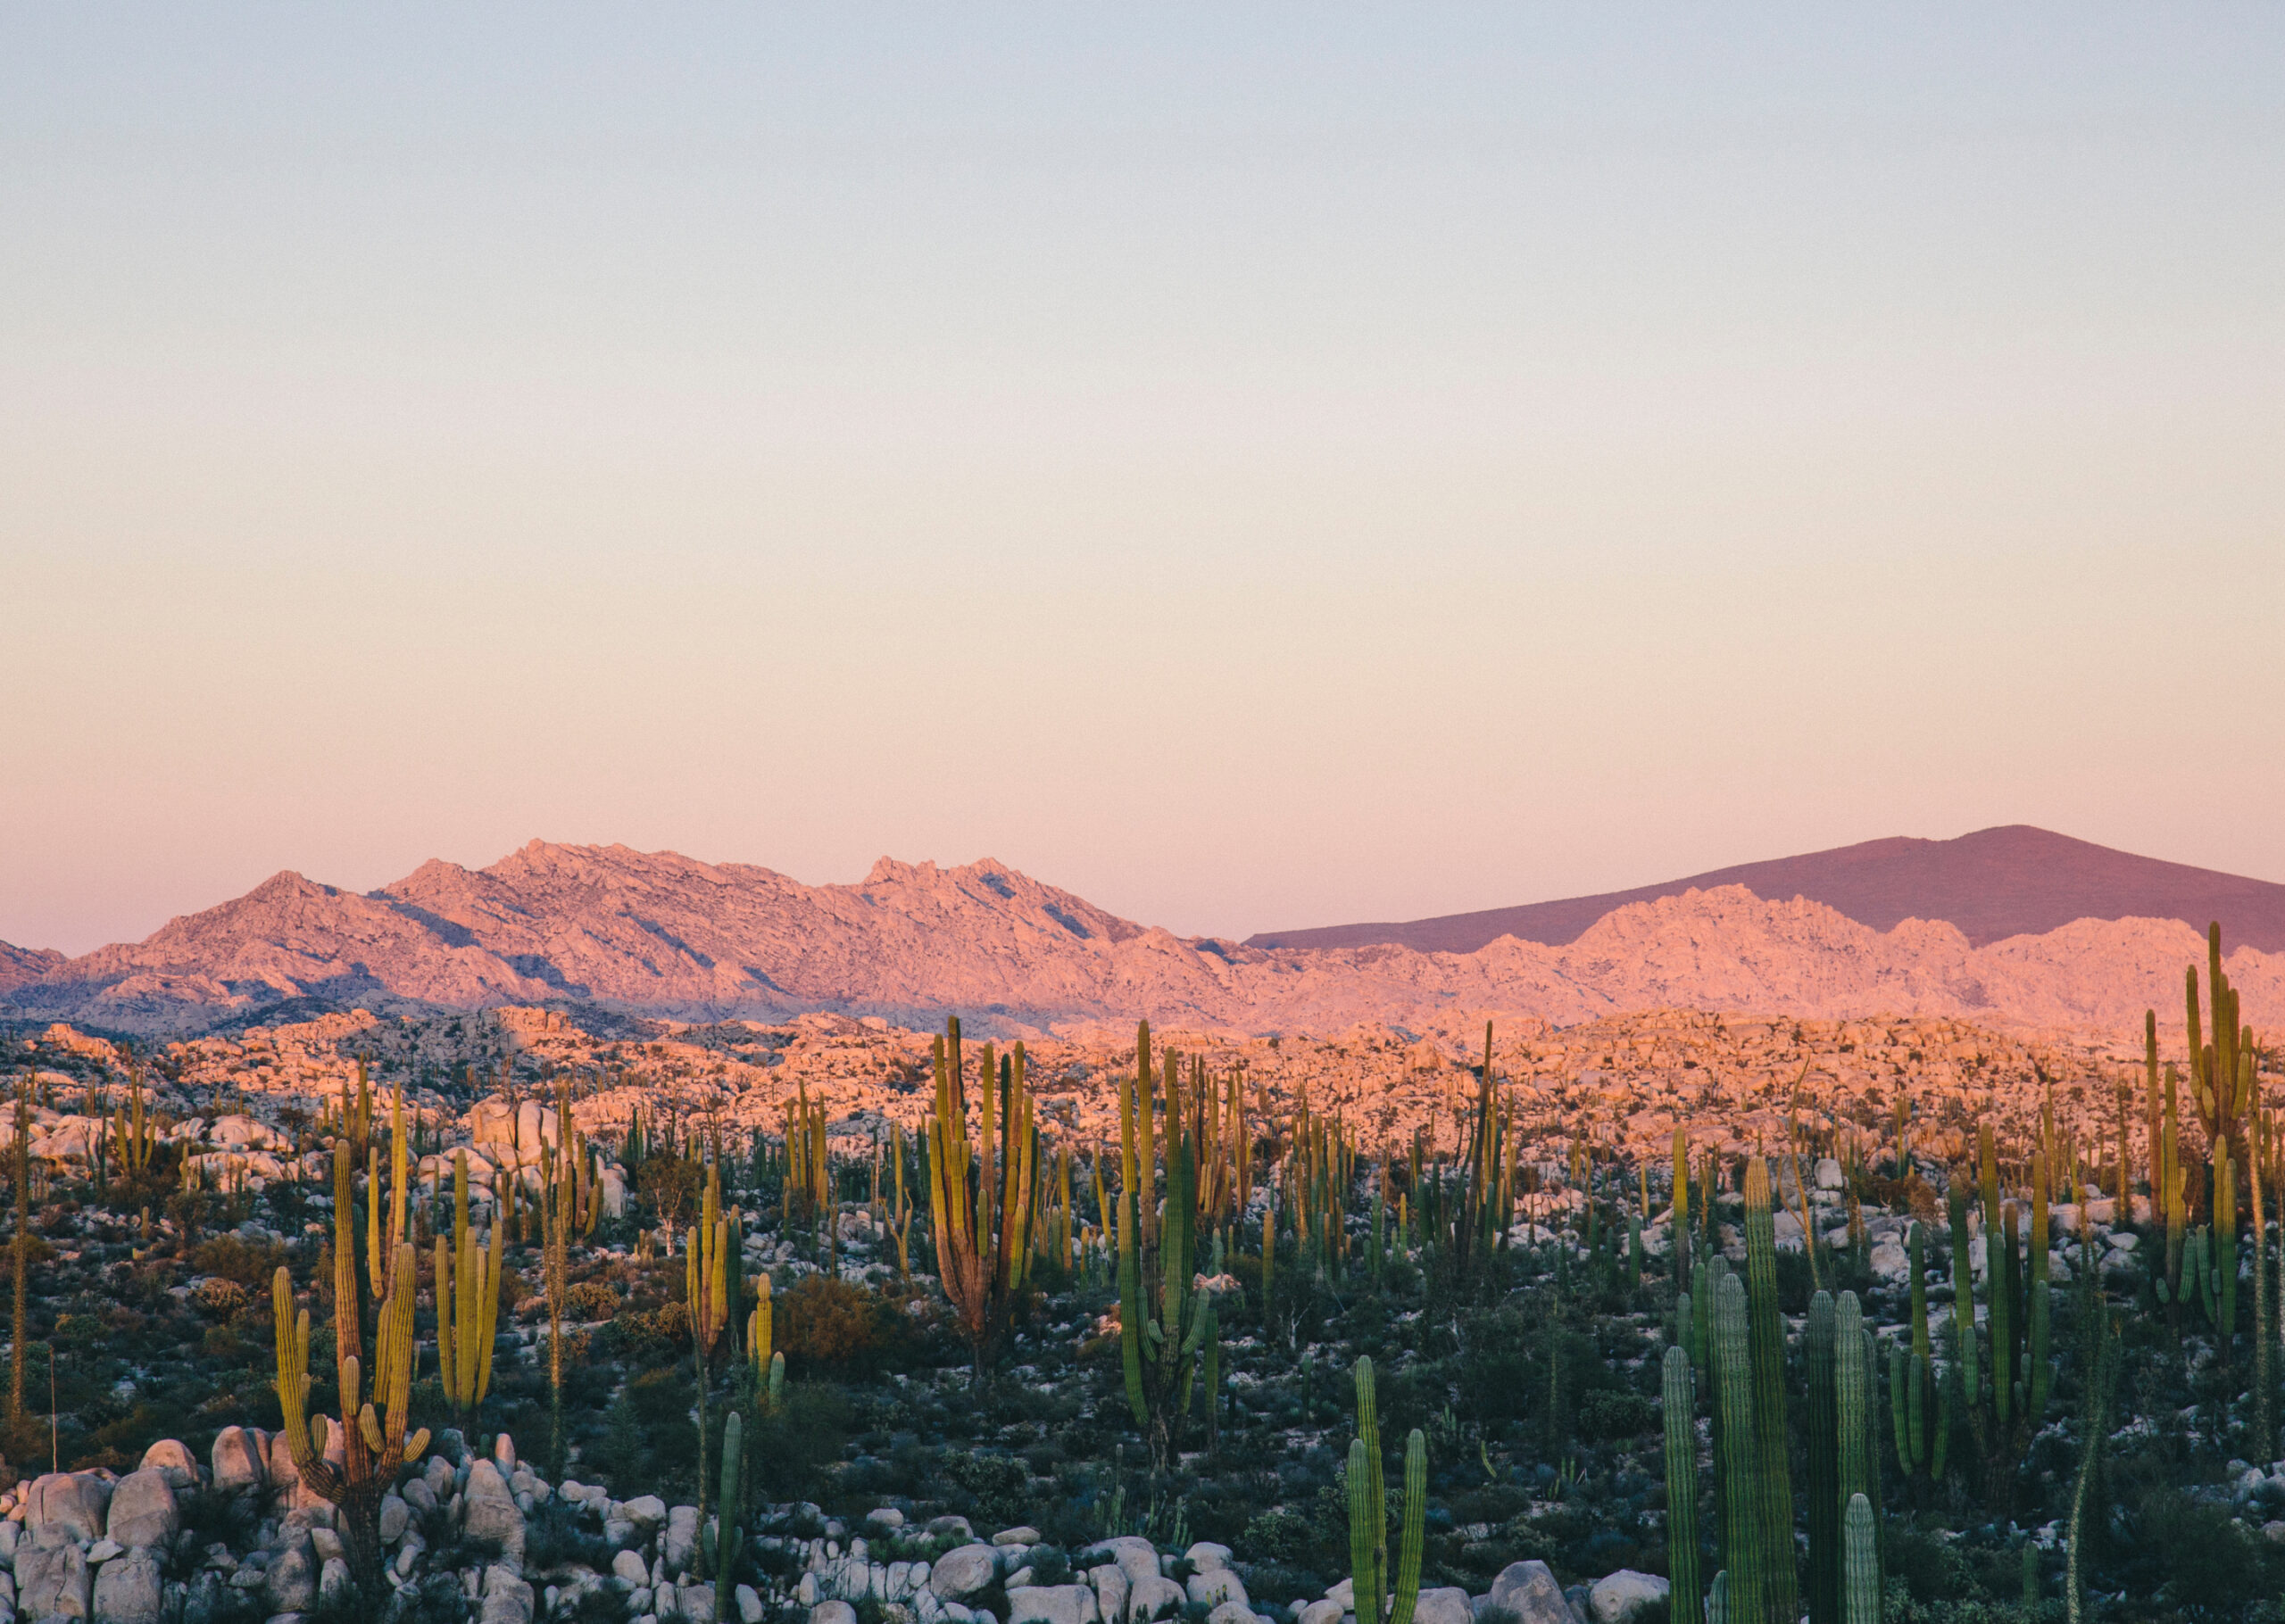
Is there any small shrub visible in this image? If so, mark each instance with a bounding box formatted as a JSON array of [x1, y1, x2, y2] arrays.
[[566, 1280, 619, 1320]]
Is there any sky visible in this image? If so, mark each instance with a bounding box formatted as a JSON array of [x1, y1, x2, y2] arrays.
[[5, 7, 2283, 957]]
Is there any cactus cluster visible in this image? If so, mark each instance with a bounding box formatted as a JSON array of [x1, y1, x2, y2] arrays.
[[1346, 1357, 1425, 1624], [927, 1017, 1037, 1380], [1118, 1021, 1217, 1473]]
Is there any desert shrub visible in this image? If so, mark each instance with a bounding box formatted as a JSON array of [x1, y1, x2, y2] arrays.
[[191, 1276, 253, 1317], [1576, 1390, 1658, 1441], [598, 1302, 689, 1366], [749, 1383, 855, 1503], [782, 1276, 911, 1379], [191, 1235, 285, 1288], [566, 1280, 619, 1320], [936, 1449, 1034, 1529], [1237, 1505, 1316, 1570]]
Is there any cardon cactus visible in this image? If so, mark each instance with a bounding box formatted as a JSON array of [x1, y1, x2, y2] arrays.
[[1741, 1159, 1799, 1624], [1842, 1494, 1878, 1624], [1347, 1356, 1425, 1624], [1834, 1290, 1876, 1598], [1662, 1346, 1703, 1624], [1711, 1272, 1765, 1624], [1805, 1293, 1839, 1624], [699, 1410, 745, 1582]]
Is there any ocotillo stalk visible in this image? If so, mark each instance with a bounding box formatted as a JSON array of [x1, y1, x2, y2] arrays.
[[1711, 1273, 1764, 1624]]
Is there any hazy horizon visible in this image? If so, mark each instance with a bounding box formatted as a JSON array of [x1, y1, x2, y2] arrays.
[[8, 8, 2284, 957]]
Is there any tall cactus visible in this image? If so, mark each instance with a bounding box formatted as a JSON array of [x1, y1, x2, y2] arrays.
[[687, 1161, 732, 1520], [1662, 1346, 1703, 1624], [1118, 1021, 1214, 1472], [434, 1151, 501, 1424], [1834, 1292, 1878, 1601], [1840, 1495, 1878, 1624], [272, 1130, 428, 1603], [1710, 1273, 1764, 1624], [1347, 1356, 1425, 1624], [1804, 1294, 1840, 1624], [927, 1017, 1036, 1381], [747, 1272, 775, 1404], [1741, 1159, 1798, 1624], [699, 1410, 746, 1583]]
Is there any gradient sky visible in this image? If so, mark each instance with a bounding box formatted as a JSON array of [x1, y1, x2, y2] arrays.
[[6, 7, 2283, 957]]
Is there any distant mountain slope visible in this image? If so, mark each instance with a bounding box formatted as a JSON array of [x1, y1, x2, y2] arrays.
[[1244, 825, 2285, 954], [0, 940, 64, 994], [5, 838, 2282, 1037]]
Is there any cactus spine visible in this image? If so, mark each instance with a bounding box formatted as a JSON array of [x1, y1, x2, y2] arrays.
[[1663, 1346, 1703, 1624], [1347, 1356, 1425, 1624]]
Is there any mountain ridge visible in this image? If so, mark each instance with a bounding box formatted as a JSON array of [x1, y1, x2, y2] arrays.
[[4, 833, 2282, 1038], [1243, 824, 2285, 953]]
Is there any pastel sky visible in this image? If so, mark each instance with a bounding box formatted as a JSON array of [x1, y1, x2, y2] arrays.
[[6, 7, 2283, 957]]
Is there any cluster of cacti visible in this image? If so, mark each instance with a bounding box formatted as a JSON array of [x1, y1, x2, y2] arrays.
[[109, 1064, 157, 1183], [1739, 1159, 1800, 1624], [1345, 1356, 1425, 1624], [926, 1016, 1036, 1380], [783, 1084, 832, 1230], [1939, 1123, 2051, 1517], [1283, 1089, 1357, 1277], [10, 1079, 27, 1424], [1118, 1020, 1217, 1471], [434, 1150, 502, 1425], [1888, 1222, 1948, 1486], [270, 1107, 429, 1594], [747, 1272, 785, 1409]]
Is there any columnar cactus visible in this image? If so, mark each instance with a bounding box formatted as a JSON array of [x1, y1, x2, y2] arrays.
[[1119, 1022, 1212, 1472], [700, 1410, 746, 1583], [1805, 1293, 1839, 1624], [687, 1162, 732, 1519], [1711, 1273, 1765, 1624], [434, 1151, 501, 1424], [1834, 1292, 1878, 1600], [1841, 1495, 1878, 1624], [928, 1017, 1037, 1381], [1741, 1159, 1799, 1624], [1347, 1356, 1425, 1624], [272, 1134, 429, 1604], [1662, 1346, 1703, 1624]]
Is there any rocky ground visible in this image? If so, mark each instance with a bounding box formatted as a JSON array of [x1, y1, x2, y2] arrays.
[[0, 1007, 2281, 1624]]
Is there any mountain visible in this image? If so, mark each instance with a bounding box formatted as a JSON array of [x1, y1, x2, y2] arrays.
[[4, 837, 2281, 1038], [1244, 825, 2285, 954], [0, 940, 64, 995]]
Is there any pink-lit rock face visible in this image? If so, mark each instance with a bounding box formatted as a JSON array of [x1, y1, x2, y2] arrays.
[[2, 840, 2279, 1040]]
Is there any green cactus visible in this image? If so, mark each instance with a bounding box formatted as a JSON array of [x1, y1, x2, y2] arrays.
[[1711, 1273, 1765, 1624], [434, 1150, 502, 1425], [1742, 1159, 1799, 1624], [699, 1410, 745, 1582], [1890, 1222, 1945, 1484], [1834, 1291, 1877, 1603], [1347, 1356, 1425, 1624], [1119, 1022, 1217, 1472], [1705, 1571, 1731, 1624], [1841, 1495, 1878, 1624], [1663, 1346, 1704, 1624], [1805, 1293, 1840, 1624]]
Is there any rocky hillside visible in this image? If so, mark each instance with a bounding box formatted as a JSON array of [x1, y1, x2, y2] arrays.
[[1247, 824, 2285, 953], [0, 939, 64, 994], [6, 840, 2281, 1037]]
